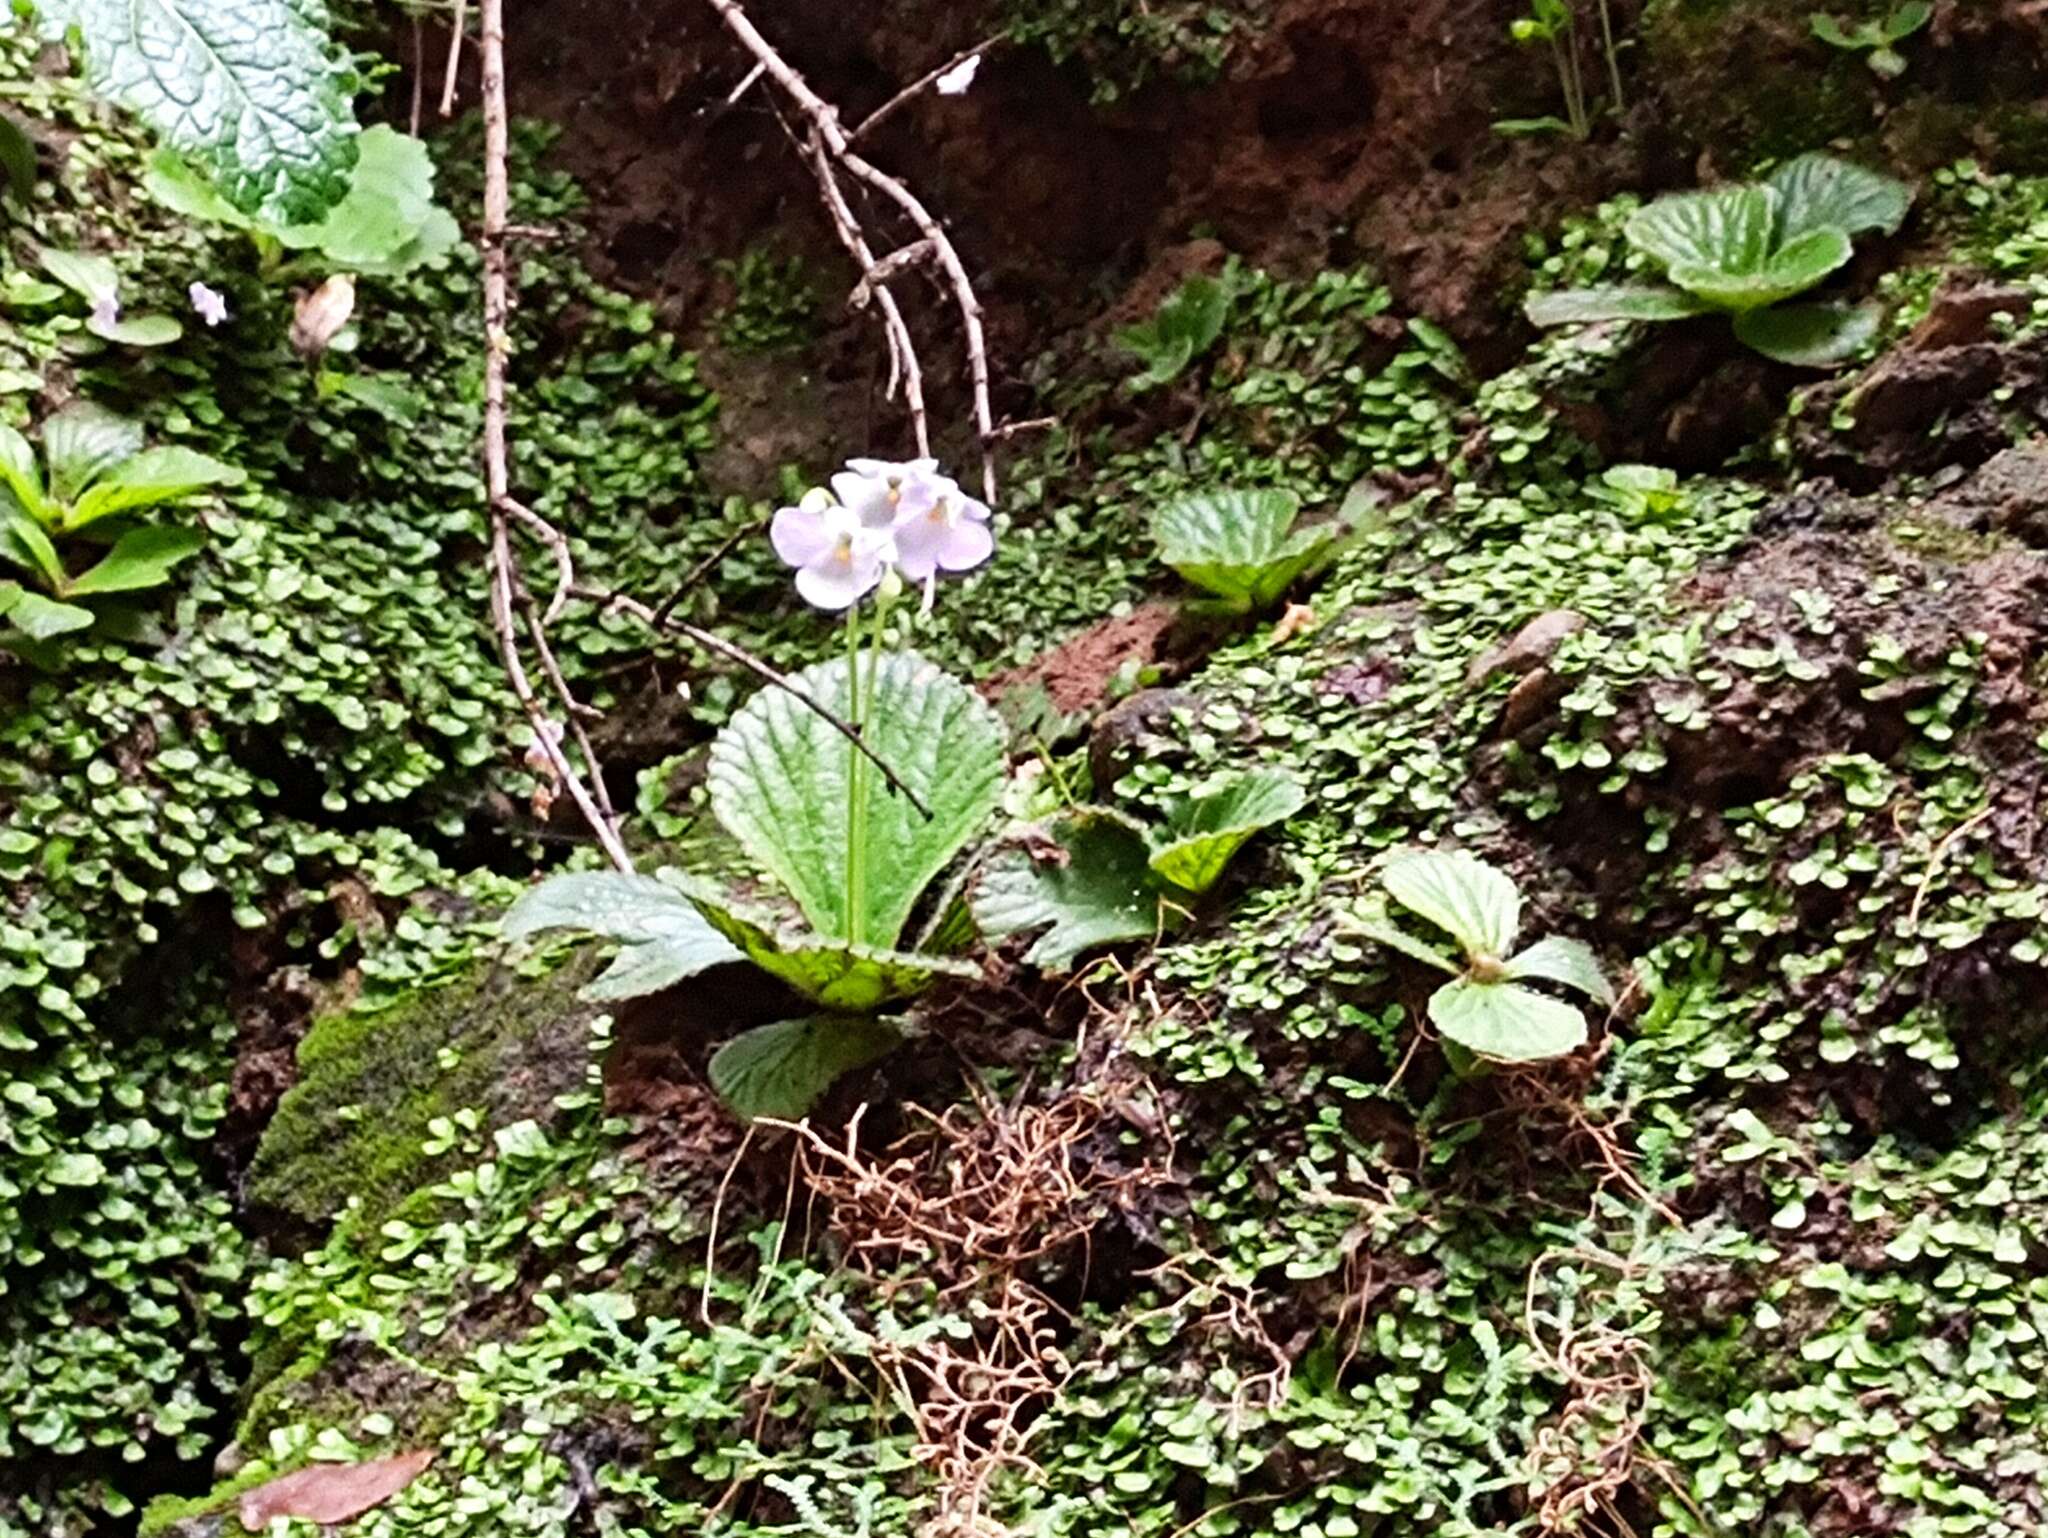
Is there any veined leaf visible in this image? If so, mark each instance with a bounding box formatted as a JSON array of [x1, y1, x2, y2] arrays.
[[61, 524, 206, 596], [0, 424, 46, 520], [1150, 769, 1306, 894], [1118, 273, 1229, 391], [501, 870, 744, 1001], [971, 809, 1164, 972], [708, 1015, 903, 1123], [87, 311, 183, 347], [679, 877, 973, 1010], [1765, 152, 1912, 243], [67, 446, 246, 529], [1524, 286, 1712, 326], [707, 650, 1005, 948], [1, 513, 62, 590], [1626, 185, 1779, 276], [1152, 488, 1339, 612], [1503, 934, 1614, 1007], [1666, 226, 1851, 312], [1381, 848, 1521, 959], [1732, 301, 1881, 367], [1428, 977, 1588, 1062], [42, 402, 143, 506], [34, 0, 360, 223]]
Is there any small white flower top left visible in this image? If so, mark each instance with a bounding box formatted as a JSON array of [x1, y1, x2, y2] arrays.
[[935, 54, 981, 96], [771, 458, 993, 611]]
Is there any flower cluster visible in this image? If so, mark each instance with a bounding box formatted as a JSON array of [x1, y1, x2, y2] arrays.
[[770, 458, 993, 610]]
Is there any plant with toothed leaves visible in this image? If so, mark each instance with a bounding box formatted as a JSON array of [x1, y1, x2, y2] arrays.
[[1525, 153, 1912, 366], [505, 458, 1004, 1125], [0, 400, 243, 652], [1811, 2, 1932, 78], [1348, 848, 1614, 1065]]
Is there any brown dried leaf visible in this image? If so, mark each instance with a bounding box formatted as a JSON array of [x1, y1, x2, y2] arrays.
[[238, 1449, 434, 1530]]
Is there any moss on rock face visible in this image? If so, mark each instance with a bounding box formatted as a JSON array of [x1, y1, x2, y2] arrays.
[[246, 952, 602, 1234]]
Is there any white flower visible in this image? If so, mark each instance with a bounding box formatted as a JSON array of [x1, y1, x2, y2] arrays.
[[771, 489, 897, 610], [188, 281, 229, 327], [891, 485, 993, 581], [88, 290, 120, 331], [935, 55, 981, 96], [829, 457, 947, 530]]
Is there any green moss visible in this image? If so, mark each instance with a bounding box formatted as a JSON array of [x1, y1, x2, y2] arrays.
[[246, 951, 600, 1231]]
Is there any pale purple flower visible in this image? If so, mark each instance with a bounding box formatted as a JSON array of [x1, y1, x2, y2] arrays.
[[89, 290, 120, 331], [189, 281, 229, 327], [772, 490, 897, 610], [830, 457, 947, 531], [891, 485, 993, 582], [935, 55, 981, 96]]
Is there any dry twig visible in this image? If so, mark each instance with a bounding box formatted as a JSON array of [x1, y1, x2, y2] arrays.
[[701, 0, 1000, 503]]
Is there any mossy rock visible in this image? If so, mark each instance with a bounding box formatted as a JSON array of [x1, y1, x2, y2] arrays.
[[246, 950, 604, 1235]]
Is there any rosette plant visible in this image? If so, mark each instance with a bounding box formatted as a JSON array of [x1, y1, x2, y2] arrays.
[[0, 401, 244, 646], [1349, 848, 1612, 1064], [506, 458, 1003, 1122], [1525, 153, 1912, 366]]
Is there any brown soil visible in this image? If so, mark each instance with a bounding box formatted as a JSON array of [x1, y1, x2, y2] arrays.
[[981, 600, 1179, 716]]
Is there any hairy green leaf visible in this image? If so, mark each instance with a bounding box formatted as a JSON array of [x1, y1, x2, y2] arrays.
[[67, 446, 245, 529], [679, 877, 973, 1009], [501, 871, 744, 1001], [1503, 935, 1614, 1006], [1732, 300, 1881, 366], [707, 650, 1005, 948], [1428, 977, 1588, 1062], [35, 0, 360, 223], [1381, 848, 1521, 959], [1667, 226, 1852, 312], [971, 809, 1164, 972], [708, 1015, 903, 1123], [1152, 487, 1339, 611], [42, 403, 144, 506], [1626, 185, 1778, 276], [1150, 769, 1306, 893], [1765, 152, 1912, 243], [62, 525, 206, 596], [1118, 273, 1229, 391], [1523, 286, 1713, 326]]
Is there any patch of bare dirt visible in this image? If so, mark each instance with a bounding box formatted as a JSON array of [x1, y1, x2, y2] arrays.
[[981, 601, 1178, 716]]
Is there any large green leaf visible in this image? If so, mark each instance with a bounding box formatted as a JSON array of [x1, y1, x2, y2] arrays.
[[679, 878, 973, 1009], [1666, 226, 1852, 312], [67, 446, 246, 529], [1427, 977, 1588, 1062], [1765, 153, 1912, 243], [1150, 769, 1306, 894], [87, 311, 183, 347], [501, 871, 744, 1001], [1626, 185, 1778, 276], [1151, 488, 1337, 611], [1523, 286, 1713, 326], [1, 512, 62, 589], [37, 248, 118, 307], [41, 402, 143, 506], [34, 0, 359, 223], [0, 423, 46, 521], [706, 650, 1005, 948], [1503, 935, 1614, 1007], [971, 809, 1165, 972], [1380, 848, 1522, 959], [1118, 274, 1229, 391], [708, 1015, 904, 1123], [277, 125, 459, 275], [62, 524, 206, 596], [1732, 301, 1880, 367], [7, 590, 94, 639]]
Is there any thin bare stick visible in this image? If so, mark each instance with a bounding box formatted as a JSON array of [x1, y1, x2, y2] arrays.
[[574, 584, 934, 819], [439, 0, 469, 117], [701, 0, 996, 501], [847, 34, 1004, 145], [478, 0, 632, 872]]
